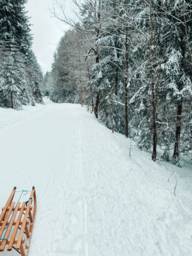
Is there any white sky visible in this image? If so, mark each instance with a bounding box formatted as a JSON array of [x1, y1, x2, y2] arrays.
[[27, 0, 74, 74]]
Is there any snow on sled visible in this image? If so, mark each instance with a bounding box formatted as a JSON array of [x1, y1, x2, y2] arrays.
[[0, 187, 37, 256]]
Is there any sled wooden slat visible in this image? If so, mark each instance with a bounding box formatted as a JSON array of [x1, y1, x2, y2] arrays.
[[0, 187, 16, 222], [16, 188, 36, 250], [0, 187, 37, 256], [8, 203, 26, 250], [0, 202, 15, 241], [0, 202, 20, 251]]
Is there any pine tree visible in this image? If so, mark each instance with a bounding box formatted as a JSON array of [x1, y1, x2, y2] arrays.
[[42, 72, 54, 96], [25, 51, 43, 104], [51, 30, 83, 103], [0, 0, 42, 108], [155, 0, 192, 162], [0, 44, 28, 108], [53, 0, 192, 163]]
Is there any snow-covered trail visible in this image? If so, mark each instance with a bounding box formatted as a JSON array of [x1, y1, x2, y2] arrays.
[[0, 102, 192, 256]]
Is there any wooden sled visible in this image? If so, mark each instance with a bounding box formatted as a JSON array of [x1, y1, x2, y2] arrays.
[[0, 187, 37, 256]]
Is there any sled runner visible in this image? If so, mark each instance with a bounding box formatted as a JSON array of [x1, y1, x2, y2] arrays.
[[0, 187, 37, 256]]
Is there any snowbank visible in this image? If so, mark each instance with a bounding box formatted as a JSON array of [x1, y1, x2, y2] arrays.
[[0, 102, 191, 256]]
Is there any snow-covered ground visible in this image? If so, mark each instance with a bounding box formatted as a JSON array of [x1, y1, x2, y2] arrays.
[[0, 101, 192, 256]]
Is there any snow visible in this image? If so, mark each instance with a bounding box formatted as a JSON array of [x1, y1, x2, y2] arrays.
[[0, 101, 192, 256], [2, 252, 18, 256]]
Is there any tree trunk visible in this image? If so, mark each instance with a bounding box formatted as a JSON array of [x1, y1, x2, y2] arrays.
[[124, 86, 128, 138], [191, 124, 192, 160], [151, 83, 157, 161], [93, 0, 101, 118], [115, 67, 118, 96], [124, 26, 129, 138], [172, 23, 186, 162], [173, 102, 183, 161], [86, 64, 94, 112], [11, 91, 14, 109], [94, 93, 100, 119], [149, 2, 158, 161]]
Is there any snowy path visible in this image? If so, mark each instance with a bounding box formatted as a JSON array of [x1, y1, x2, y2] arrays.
[[0, 102, 192, 256]]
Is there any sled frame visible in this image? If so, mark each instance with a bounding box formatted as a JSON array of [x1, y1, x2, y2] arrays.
[[0, 187, 37, 256]]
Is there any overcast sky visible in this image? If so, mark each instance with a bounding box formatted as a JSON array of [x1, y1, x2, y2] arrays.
[[27, 0, 74, 74]]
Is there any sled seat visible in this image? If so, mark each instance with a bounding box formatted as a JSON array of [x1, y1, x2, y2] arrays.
[[0, 187, 37, 256]]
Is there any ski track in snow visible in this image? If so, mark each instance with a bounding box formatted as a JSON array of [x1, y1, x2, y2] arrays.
[[0, 102, 192, 256]]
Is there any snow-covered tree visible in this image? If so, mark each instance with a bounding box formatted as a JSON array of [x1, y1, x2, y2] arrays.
[[53, 0, 192, 163], [51, 30, 84, 103], [0, 45, 29, 108], [0, 0, 42, 108], [25, 51, 43, 104], [42, 72, 54, 97]]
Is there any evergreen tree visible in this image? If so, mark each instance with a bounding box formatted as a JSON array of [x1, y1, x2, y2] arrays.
[[0, 0, 32, 50], [0, 0, 42, 108], [42, 72, 54, 97], [53, 0, 192, 163], [51, 31, 81, 103], [0, 45, 29, 108], [25, 51, 43, 105]]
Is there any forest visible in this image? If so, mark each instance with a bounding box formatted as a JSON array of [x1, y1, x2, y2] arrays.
[[0, 0, 191, 165], [0, 0, 43, 109], [44, 0, 192, 164]]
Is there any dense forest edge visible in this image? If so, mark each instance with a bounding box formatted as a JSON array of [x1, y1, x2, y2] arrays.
[[44, 0, 192, 165]]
